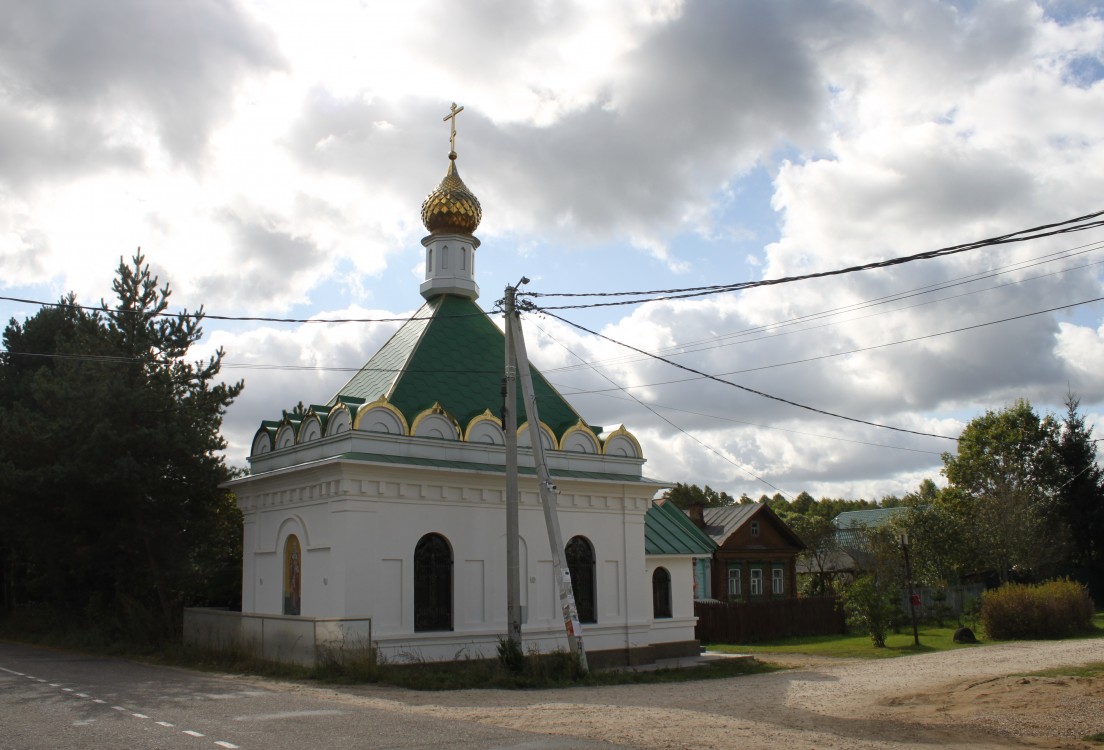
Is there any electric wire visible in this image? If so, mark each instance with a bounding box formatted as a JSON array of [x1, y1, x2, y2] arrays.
[[526, 319, 794, 498], [542, 239, 1104, 375], [6, 210, 1102, 326], [519, 209, 1104, 310], [556, 293, 1104, 396], [530, 306, 961, 441], [550, 383, 944, 456]]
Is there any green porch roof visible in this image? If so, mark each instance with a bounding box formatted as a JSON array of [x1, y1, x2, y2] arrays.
[[645, 500, 717, 555], [329, 294, 589, 437]]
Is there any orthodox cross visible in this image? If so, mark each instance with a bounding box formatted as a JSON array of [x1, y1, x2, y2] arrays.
[[443, 102, 464, 153]]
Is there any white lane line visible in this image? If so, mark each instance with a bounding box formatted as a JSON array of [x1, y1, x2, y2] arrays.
[[62, 688, 73, 692], [157, 720, 175, 727], [73, 719, 96, 726], [0, 668, 25, 675], [132, 713, 149, 719], [183, 730, 205, 737], [112, 705, 127, 712], [234, 709, 344, 721], [35, 678, 46, 682], [92, 699, 106, 704], [214, 742, 240, 749], [49, 683, 60, 687], [76, 693, 89, 698]]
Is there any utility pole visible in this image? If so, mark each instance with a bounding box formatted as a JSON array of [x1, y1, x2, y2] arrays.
[[901, 532, 920, 647], [503, 279, 589, 672], [503, 285, 522, 648]]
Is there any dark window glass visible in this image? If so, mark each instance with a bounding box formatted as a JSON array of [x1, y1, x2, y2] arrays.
[[414, 533, 453, 631], [565, 536, 596, 624], [652, 567, 672, 619]]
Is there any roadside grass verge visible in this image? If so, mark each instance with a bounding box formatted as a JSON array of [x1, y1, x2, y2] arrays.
[[0, 618, 776, 690], [1024, 662, 1104, 679], [707, 613, 1104, 660], [146, 643, 778, 690]]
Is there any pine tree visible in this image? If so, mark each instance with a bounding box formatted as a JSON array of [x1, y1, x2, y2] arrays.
[[0, 253, 243, 640], [1058, 393, 1104, 576]]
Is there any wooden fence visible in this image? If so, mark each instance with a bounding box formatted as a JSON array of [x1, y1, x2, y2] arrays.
[[694, 596, 846, 644]]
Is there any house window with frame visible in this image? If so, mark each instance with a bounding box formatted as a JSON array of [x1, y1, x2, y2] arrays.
[[772, 567, 785, 595], [750, 520, 760, 537], [749, 567, 763, 596], [727, 563, 741, 598]]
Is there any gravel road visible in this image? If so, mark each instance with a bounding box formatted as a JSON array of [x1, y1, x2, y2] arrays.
[[266, 638, 1104, 749]]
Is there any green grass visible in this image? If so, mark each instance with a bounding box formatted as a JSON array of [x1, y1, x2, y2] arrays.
[[708, 613, 1104, 659], [1026, 662, 1104, 679], [707, 626, 983, 659], [1084, 731, 1104, 744]]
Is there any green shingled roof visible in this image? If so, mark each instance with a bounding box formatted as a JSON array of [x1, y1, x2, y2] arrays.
[[329, 295, 588, 438], [645, 500, 717, 555]]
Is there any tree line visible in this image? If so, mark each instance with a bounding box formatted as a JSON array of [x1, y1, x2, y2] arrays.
[[0, 253, 243, 643], [664, 397, 1104, 602]]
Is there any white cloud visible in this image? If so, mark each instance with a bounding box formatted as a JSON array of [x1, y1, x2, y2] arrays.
[[3, 0, 1103, 499]]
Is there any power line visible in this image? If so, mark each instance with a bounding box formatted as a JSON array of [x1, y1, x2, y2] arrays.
[[0, 295, 488, 324], [5, 211, 1102, 326], [561, 293, 1104, 395], [542, 240, 1104, 375], [519, 208, 1104, 310], [532, 307, 960, 441], [528, 319, 794, 497]]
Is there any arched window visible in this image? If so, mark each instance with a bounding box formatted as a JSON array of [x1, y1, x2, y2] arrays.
[[652, 567, 672, 619], [414, 533, 453, 632], [565, 536, 596, 624], [283, 535, 302, 616]]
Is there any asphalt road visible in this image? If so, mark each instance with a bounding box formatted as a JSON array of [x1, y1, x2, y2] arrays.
[[0, 641, 619, 750]]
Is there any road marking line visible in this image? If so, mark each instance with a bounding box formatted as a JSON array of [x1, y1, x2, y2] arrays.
[[0, 668, 25, 675], [113, 706, 127, 711], [93, 699, 106, 704], [62, 688, 73, 692], [183, 730, 205, 737], [214, 742, 239, 749], [49, 683, 60, 687], [36, 678, 46, 682], [234, 709, 344, 721], [132, 713, 149, 719], [76, 693, 89, 698], [157, 721, 174, 727]]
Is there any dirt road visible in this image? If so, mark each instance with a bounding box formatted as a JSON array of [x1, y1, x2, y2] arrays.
[[276, 638, 1104, 749]]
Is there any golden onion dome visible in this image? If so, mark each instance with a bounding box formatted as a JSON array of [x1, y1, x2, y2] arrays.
[[420, 153, 482, 235]]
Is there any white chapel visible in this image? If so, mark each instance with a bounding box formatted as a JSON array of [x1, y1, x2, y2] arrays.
[[186, 114, 714, 667]]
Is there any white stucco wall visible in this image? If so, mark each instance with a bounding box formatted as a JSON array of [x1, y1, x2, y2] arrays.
[[229, 451, 671, 661]]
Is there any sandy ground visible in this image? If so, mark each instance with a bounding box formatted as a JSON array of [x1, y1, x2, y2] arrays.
[[267, 638, 1104, 749]]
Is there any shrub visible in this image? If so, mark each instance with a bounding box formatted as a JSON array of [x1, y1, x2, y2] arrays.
[[841, 575, 900, 647], [981, 579, 1095, 640]]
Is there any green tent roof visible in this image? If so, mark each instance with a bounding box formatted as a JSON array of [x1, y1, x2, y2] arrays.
[[329, 294, 588, 438], [645, 500, 717, 555]]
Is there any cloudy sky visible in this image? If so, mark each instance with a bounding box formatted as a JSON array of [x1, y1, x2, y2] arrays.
[[2, 0, 1103, 501]]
